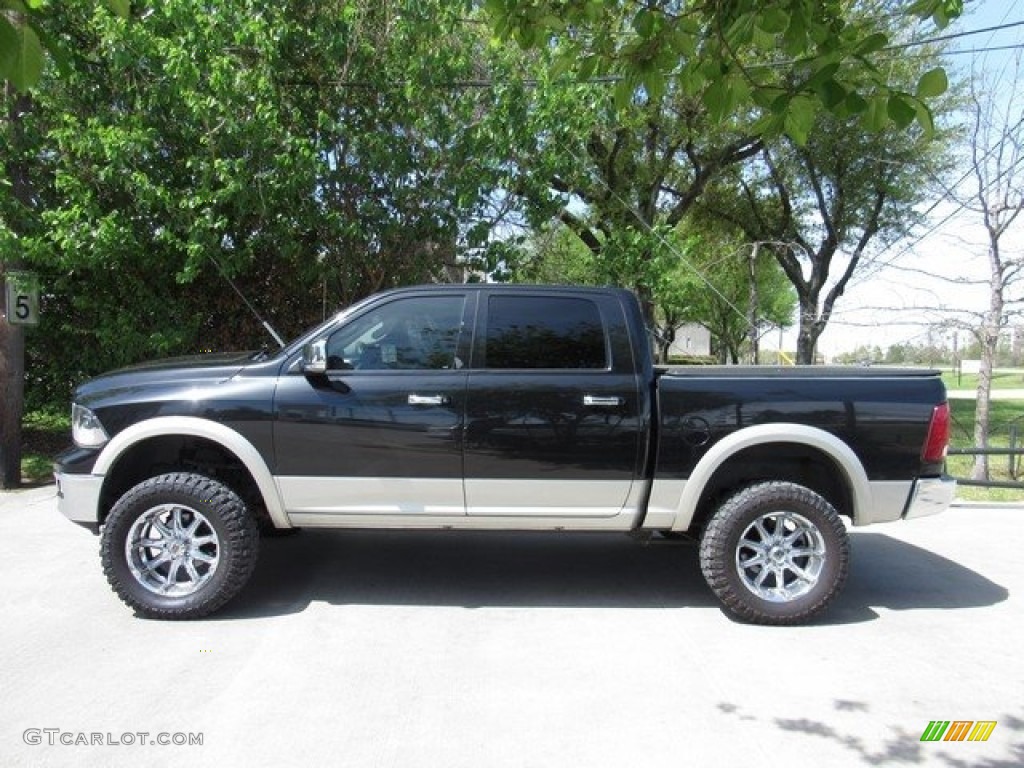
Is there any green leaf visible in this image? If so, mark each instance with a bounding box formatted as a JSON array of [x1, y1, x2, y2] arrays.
[[703, 77, 729, 122], [5, 22, 44, 91], [843, 91, 868, 115], [578, 54, 602, 80], [770, 91, 791, 115], [783, 96, 816, 145], [887, 94, 916, 128], [613, 77, 634, 110], [105, 0, 131, 18], [642, 68, 665, 102], [861, 94, 890, 132], [549, 53, 571, 81], [818, 78, 847, 109], [632, 9, 655, 38], [782, 12, 807, 56], [915, 67, 948, 98], [726, 12, 756, 47], [805, 61, 840, 90], [540, 15, 565, 32], [915, 101, 936, 137], [751, 86, 778, 109], [855, 32, 889, 56], [0, 18, 18, 76], [758, 8, 789, 35]]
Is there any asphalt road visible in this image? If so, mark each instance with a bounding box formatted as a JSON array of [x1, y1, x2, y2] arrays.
[[1, 485, 1021, 767]]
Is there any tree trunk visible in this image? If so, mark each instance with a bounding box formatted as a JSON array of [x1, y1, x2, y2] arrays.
[[656, 324, 676, 364], [971, 282, 1004, 481], [795, 298, 820, 365], [0, 291, 25, 488], [1, 85, 31, 488]]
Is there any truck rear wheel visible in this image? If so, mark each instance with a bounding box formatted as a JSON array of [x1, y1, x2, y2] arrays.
[[100, 473, 259, 619], [699, 482, 849, 625]]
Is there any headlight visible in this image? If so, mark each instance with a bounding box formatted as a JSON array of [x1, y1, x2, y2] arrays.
[[71, 404, 109, 448]]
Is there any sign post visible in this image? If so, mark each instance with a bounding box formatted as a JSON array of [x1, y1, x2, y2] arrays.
[[4, 271, 39, 326]]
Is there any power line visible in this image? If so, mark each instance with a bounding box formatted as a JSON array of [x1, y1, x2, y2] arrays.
[[883, 19, 1024, 50], [290, 38, 1024, 91], [851, 111, 1024, 285], [862, 152, 1024, 282], [934, 44, 1024, 57]]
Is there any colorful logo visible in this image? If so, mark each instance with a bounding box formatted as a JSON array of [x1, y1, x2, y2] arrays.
[[920, 721, 997, 742]]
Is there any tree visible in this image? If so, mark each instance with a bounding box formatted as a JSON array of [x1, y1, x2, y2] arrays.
[[485, 2, 958, 365], [508, 221, 796, 363], [956, 58, 1024, 480], [0, 1, 128, 90], [668, 234, 797, 364], [1, 1, 515, 486], [485, 0, 960, 143], [699, 41, 956, 364], [488, 32, 764, 336]]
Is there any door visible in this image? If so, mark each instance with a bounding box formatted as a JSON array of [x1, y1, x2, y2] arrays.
[[273, 292, 471, 518], [463, 292, 644, 517]]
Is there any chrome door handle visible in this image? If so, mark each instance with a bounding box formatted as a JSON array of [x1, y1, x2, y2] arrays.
[[582, 395, 623, 407], [408, 394, 449, 406]]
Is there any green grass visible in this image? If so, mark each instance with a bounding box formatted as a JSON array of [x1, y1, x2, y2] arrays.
[[946, 398, 1024, 502], [20, 453, 55, 485], [20, 409, 71, 486], [941, 369, 1024, 392]]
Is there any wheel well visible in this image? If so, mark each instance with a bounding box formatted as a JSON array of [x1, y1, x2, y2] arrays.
[[689, 442, 853, 535], [98, 436, 270, 528]]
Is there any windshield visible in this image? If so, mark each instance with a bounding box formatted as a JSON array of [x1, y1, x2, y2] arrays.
[[275, 294, 380, 360]]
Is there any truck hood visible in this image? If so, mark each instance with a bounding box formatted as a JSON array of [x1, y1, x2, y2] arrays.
[[74, 351, 257, 403]]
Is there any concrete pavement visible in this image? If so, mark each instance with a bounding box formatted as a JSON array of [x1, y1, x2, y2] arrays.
[[1, 484, 1021, 767]]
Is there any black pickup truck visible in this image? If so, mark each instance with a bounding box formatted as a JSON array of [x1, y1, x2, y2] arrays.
[[55, 284, 955, 624]]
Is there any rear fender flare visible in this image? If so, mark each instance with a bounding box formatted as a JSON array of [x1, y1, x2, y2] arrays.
[[670, 423, 872, 531]]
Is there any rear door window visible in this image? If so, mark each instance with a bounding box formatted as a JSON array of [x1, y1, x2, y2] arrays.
[[483, 295, 607, 369]]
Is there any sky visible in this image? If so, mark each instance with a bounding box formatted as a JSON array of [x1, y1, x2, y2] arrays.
[[793, 0, 1024, 359]]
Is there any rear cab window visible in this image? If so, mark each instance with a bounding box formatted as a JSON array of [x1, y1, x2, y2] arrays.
[[481, 295, 609, 370]]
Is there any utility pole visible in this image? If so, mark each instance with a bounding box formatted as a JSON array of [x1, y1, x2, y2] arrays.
[[748, 241, 760, 365]]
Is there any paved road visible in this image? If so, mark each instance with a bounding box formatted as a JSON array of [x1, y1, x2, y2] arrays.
[[1, 485, 1021, 767]]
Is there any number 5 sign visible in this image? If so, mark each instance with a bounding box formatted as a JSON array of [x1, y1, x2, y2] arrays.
[[4, 271, 40, 326]]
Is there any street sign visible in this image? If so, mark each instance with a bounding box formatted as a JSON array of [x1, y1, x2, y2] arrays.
[[4, 271, 40, 326]]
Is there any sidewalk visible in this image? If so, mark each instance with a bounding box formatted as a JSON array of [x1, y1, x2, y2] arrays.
[[947, 388, 1024, 399]]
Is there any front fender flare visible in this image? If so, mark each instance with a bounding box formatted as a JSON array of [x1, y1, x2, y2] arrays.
[[94, 416, 290, 529]]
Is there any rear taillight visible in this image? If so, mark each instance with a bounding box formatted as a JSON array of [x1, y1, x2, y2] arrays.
[[922, 402, 951, 463]]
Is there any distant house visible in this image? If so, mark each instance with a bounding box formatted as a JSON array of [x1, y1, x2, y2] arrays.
[[667, 323, 712, 358]]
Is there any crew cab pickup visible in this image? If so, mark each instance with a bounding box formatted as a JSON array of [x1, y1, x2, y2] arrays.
[[55, 284, 955, 624]]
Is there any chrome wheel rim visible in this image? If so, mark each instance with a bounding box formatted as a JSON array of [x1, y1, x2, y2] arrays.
[[125, 504, 220, 596], [735, 511, 826, 602]]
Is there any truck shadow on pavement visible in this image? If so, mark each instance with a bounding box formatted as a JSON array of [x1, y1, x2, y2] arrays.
[[219, 529, 1008, 623]]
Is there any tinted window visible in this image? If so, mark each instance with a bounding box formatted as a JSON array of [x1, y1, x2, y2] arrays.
[[485, 296, 607, 369], [326, 295, 465, 370]]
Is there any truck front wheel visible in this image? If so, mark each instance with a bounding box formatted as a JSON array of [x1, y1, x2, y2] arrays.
[[699, 482, 849, 625], [100, 473, 259, 619]]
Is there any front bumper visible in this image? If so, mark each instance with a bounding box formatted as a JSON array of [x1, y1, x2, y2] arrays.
[[903, 475, 957, 520], [54, 471, 104, 533]]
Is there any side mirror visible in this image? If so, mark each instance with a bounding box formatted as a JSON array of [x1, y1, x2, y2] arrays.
[[302, 339, 328, 375]]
